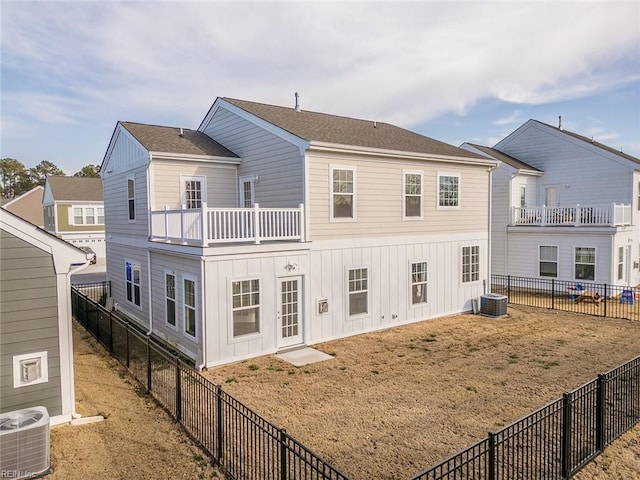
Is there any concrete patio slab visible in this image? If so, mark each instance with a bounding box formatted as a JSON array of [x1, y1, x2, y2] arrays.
[[276, 347, 334, 367]]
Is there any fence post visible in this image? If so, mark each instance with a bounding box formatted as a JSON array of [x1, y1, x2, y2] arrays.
[[488, 431, 496, 480], [596, 374, 606, 451], [146, 337, 152, 392], [507, 275, 511, 299], [561, 392, 572, 478], [280, 428, 288, 480], [175, 358, 182, 422], [125, 324, 130, 369], [603, 283, 608, 318], [216, 384, 224, 465], [109, 311, 114, 353], [551, 279, 555, 310]]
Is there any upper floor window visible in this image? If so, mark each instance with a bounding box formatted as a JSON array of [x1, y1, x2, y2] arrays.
[[127, 178, 136, 220], [232, 279, 260, 337], [520, 186, 527, 208], [410, 262, 428, 305], [184, 277, 196, 337], [617, 247, 624, 281], [183, 177, 204, 209], [70, 205, 104, 226], [539, 245, 558, 278], [575, 247, 595, 281], [403, 171, 423, 219], [461, 245, 479, 283], [438, 174, 460, 208], [348, 268, 368, 316], [125, 261, 141, 307], [331, 166, 355, 220], [165, 272, 176, 327]]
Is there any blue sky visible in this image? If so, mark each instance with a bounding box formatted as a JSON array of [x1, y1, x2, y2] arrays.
[[1, 1, 639, 175]]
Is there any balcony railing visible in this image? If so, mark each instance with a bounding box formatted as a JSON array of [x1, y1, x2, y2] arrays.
[[512, 203, 632, 227], [150, 203, 305, 246]]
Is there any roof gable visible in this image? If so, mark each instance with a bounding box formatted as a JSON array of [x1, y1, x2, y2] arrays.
[[462, 143, 541, 173], [217, 98, 487, 160], [46, 176, 103, 202]]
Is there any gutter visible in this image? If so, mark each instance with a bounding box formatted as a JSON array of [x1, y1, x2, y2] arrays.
[[197, 257, 207, 370]]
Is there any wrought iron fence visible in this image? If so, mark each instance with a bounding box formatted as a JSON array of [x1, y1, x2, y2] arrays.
[[72, 282, 639, 480], [490, 275, 639, 321], [71, 283, 349, 480]]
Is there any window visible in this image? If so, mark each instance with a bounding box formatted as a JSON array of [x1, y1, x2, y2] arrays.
[[539, 246, 558, 278], [74, 207, 84, 224], [165, 273, 176, 327], [411, 262, 428, 305], [97, 207, 105, 224], [404, 171, 422, 218], [438, 174, 460, 208], [331, 167, 355, 219], [240, 177, 255, 208], [462, 245, 479, 283], [575, 247, 595, 281], [127, 178, 135, 220], [232, 279, 260, 337], [184, 278, 196, 337], [520, 186, 527, 208], [125, 261, 141, 306], [184, 179, 203, 209], [348, 268, 368, 316], [70, 205, 105, 225], [618, 247, 624, 281]]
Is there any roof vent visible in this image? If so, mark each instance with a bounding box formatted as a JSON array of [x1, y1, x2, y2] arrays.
[[294, 92, 301, 112], [179, 128, 184, 137], [558, 115, 563, 130], [373, 121, 377, 128]]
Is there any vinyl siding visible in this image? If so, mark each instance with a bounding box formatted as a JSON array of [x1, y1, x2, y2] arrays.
[[151, 160, 237, 209], [200, 107, 304, 208], [56, 204, 105, 233], [308, 151, 490, 240], [0, 229, 62, 416], [103, 165, 149, 238]]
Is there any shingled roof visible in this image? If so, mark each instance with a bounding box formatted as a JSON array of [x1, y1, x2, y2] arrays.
[[466, 143, 541, 172], [223, 98, 486, 160], [47, 176, 103, 202], [121, 122, 237, 158]]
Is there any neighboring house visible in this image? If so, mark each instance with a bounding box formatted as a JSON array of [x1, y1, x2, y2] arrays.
[[100, 97, 496, 368], [1, 185, 45, 227], [461, 119, 639, 288], [43, 176, 106, 262], [0, 209, 88, 425]]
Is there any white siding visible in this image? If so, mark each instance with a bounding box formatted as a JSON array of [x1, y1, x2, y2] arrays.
[[201, 108, 304, 208], [102, 128, 148, 177]]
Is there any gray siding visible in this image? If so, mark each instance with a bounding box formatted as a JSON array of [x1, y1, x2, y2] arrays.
[[0, 229, 62, 415], [201, 107, 304, 208], [103, 165, 149, 238]]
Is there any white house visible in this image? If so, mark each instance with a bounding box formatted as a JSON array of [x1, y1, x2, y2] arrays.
[[462, 119, 639, 288], [100, 97, 497, 368]]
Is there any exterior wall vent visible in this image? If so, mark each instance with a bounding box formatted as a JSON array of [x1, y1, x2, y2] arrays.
[[0, 406, 50, 479], [480, 294, 508, 317]]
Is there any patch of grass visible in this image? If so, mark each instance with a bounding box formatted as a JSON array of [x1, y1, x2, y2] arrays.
[[224, 377, 237, 384], [327, 351, 338, 357], [339, 366, 347, 371], [422, 334, 437, 342], [97, 411, 110, 419], [288, 370, 296, 375], [536, 360, 559, 369], [371, 370, 379, 375], [465, 385, 477, 392], [303, 369, 311, 374], [408, 344, 416, 350], [247, 364, 259, 371], [508, 353, 519, 364]]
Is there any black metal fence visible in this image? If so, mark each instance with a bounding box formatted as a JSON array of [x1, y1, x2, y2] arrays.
[[72, 282, 639, 480], [71, 283, 349, 480], [491, 275, 639, 321], [411, 356, 640, 480]]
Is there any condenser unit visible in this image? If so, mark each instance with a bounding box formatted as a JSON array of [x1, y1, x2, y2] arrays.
[[480, 294, 508, 318], [0, 406, 50, 479]]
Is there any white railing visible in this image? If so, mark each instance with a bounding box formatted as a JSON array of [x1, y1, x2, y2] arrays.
[[150, 203, 305, 246], [512, 204, 632, 227]]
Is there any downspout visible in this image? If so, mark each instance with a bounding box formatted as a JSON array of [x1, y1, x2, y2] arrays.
[[146, 157, 153, 335], [197, 256, 207, 370], [505, 172, 519, 275], [487, 165, 497, 292]]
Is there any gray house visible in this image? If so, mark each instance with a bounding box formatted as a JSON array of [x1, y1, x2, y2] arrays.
[[0, 209, 88, 425]]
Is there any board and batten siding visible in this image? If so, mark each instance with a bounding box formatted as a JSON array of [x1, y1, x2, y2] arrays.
[[148, 251, 202, 360], [0, 229, 62, 416], [151, 160, 237, 209], [307, 151, 490, 241], [497, 124, 635, 206], [200, 107, 305, 208]]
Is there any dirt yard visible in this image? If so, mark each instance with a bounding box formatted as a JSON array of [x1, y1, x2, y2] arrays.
[[47, 322, 222, 480], [45, 308, 639, 480], [204, 305, 640, 480]]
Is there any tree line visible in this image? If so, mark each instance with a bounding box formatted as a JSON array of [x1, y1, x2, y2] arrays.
[[0, 158, 100, 198]]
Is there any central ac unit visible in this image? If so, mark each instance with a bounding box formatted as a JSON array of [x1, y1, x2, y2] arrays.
[[0, 406, 50, 479], [480, 294, 508, 318]]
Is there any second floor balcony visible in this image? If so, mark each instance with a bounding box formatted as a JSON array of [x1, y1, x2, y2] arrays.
[[150, 203, 305, 246], [512, 204, 632, 227]]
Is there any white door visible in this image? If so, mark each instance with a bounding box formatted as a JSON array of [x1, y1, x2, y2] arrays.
[[277, 276, 303, 348], [545, 186, 558, 207], [239, 176, 254, 208]]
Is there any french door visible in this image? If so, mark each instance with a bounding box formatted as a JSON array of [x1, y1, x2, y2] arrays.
[[277, 276, 303, 348]]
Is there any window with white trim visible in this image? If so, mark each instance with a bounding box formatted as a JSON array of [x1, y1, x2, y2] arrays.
[[637, 181, 640, 210], [70, 205, 104, 225], [348, 268, 368, 316], [331, 167, 355, 219], [127, 178, 136, 220], [125, 261, 141, 306], [575, 247, 595, 281], [539, 246, 558, 278], [617, 247, 624, 281], [232, 279, 260, 337], [520, 186, 527, 208], [438, 174, 460, 208], [462, 245, 479, 283], [184, 278, 196, 337], [165, 273, 176, 327], [184, 179, 203, 209], [404, 171, 423, 218], [411, 262, 428, 305]]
